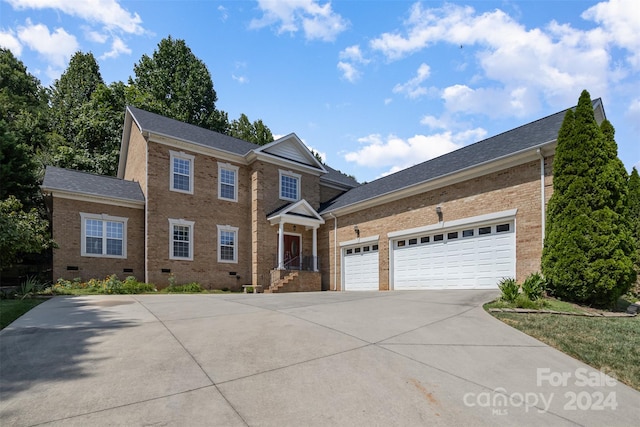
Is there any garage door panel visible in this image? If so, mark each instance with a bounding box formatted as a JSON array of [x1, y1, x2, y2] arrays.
[[393, 221, 515, 290], [344, 247, 379, 291]]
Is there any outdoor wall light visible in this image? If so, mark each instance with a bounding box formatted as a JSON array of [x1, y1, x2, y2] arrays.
[[354, 225, 360, 238], [436, 205, 443, 222]]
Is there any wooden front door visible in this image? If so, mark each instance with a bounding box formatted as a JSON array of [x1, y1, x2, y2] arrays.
[[281, 234, 301, 269]]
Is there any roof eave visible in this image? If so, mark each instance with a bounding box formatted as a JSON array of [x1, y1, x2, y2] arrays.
[[41, 187, 145, 209], [321, 140, 557, 217]]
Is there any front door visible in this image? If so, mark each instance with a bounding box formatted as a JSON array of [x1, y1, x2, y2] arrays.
[[280, 234, 301, 269]]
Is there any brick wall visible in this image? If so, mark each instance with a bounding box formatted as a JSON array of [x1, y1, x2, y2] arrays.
[[51, 198, 144, 282], [319, 158, 552, 290], [145, 141, 251, 289]]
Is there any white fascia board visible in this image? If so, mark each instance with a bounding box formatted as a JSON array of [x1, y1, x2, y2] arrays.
[[339, 235, 380, 247], [43, 188, 145, 209], [387, 209, 518, 239], [322, 143, 556, 218], [248, 151, 324, 176], [118, 111, 134, 179], [148, 133, 248, 164]]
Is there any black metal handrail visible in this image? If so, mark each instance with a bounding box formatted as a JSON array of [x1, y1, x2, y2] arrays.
[[275, 255, 320, 271]]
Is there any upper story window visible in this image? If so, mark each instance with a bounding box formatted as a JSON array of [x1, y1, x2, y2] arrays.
[[218, 163, 238, 202], [279, 170, 301, 201], [81, 213, 127, 258], [169, 218, 194, 261], [170, 151, 194, 194]]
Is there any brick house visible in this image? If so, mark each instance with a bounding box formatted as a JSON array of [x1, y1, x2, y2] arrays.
[[42, 100, 606, 291]]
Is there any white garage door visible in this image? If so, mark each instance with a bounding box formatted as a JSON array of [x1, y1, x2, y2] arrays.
[[343, 244, 379, 291], [393, 221, 515, 290]]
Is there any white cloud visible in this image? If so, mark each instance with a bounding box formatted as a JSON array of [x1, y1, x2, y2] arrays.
[[0, 30, 22, 55], [339, 45, 369, 64], [100, 36, 131, 59], [393, 63, 431, 99], [337, 61, 360, 82], [83, 27, 108, 43], [218, 5, 229, 22], [420, 115, 447, 129], [369, 1, 629, 117], [582, 0, 640, 70], [232, 74, 249, 84], [343, 128, 485, 176], [626, 97, 640, 131], [6, 0, 144, 34], [306, 144, 326, 163], [250, 0, 348, 41], [16, 20, 78, 67]]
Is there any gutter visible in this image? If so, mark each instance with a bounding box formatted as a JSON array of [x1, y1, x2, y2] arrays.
[[537, 148, 546, 247]]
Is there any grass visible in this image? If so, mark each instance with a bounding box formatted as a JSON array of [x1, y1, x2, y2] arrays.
[[0, 299, 45, 330], [489, 307, 640, 391], [485, 297, 589, 314]]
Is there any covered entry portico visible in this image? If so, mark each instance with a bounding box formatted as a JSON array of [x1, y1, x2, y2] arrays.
[[268, 199, 325, 272]]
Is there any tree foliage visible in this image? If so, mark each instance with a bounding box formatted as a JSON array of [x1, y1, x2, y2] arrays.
[[127, 36, 228, 133], [0, 120, 38, 204], [229, 113, 274, 145], [628, 167, 640, 264], [542, 90, 636, 307], [0, 48, 49, 152], [0, 196, 55, 271]]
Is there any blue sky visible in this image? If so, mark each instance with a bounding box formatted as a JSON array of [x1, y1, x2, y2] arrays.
[[1, 0, 639, 182]]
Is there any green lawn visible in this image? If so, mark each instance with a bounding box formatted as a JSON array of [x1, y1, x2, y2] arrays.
[[492, 311, 640, 391], [0, 299, 45, 329]]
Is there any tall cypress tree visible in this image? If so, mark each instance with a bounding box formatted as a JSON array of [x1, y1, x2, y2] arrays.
[[542, 90, 636, 307], [628, 167, 640, 273]]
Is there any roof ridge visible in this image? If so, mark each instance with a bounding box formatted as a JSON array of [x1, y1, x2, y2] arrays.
[[46, 165, 132, 182]]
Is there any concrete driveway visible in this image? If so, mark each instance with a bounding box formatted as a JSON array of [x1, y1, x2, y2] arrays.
[[1, 291, 638, 426]]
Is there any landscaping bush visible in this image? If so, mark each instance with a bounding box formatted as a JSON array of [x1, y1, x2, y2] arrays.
[[51, 275, 156, 294], [498, 277, 519, 303], [515, 293, 544, 309], [161, 282, 203, 293], [522, 272, 545, 301]]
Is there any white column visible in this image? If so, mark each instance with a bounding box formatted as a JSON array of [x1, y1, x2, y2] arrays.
[[278, 222, 285, 270], [312, 226, 318, 271]]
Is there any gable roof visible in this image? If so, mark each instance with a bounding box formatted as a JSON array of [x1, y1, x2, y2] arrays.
[[127, 106, 258, 156], [320, 99, 604, 214], [42, 166, 145, 204], [255, 133, 326, 171], [267, 199, 325, 227]]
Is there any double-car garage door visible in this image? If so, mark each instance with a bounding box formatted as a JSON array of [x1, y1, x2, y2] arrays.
[[392, 221, 515, 290], [343, 219, 515, 291]]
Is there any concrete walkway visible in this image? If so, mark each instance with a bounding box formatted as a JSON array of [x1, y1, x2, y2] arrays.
[[1, 291, 638, 426]]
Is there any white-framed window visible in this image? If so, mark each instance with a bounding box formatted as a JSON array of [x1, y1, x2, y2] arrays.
[[279, 170, 301, 201], [80, 213, 128, 258], [169, 219, 194, 260], [218, 162, 238, 202], [217, 225, 238, 263], [170, 151, 194, 194]]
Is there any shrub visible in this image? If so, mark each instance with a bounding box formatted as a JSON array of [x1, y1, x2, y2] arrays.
[[499, 277, 519, 303], [161, 282, 203, 293], [515, 293, 544, 309], [51, 275, 156, 294], [522, 272, 546, 301]]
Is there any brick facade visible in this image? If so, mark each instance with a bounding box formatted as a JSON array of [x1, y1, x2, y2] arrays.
[[319, 157, 555, 291], [51, 197, 144, 282]]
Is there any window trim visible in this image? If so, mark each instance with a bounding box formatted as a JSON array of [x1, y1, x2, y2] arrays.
[[217, 225, 239, 264], [217, 162, 238, 202], [169, 218, 194, 261], [80, 213, 128, 259], [170, 150, 195, 194], [279, 170, 301, 202]]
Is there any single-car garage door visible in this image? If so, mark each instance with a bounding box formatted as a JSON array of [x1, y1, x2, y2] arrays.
[[343, 244, 379, 291], [392, 221, 515, 290]]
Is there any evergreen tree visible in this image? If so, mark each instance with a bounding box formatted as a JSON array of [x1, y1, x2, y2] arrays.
[[542, 90, 636, 307], [628, 167, 640, 269], [0, 120, 38, 204], [127, 36, 228, 133]]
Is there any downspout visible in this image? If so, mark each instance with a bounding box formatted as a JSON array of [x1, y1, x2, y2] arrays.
[[537, 148, 545, 247], [329, 213, 338, 291]]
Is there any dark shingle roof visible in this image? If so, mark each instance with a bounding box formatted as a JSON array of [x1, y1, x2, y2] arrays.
[[128, 106, 258, 156], [42, 166, 145, 203], [320, 103, 588, 214], [320, 165, 360, 188]]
